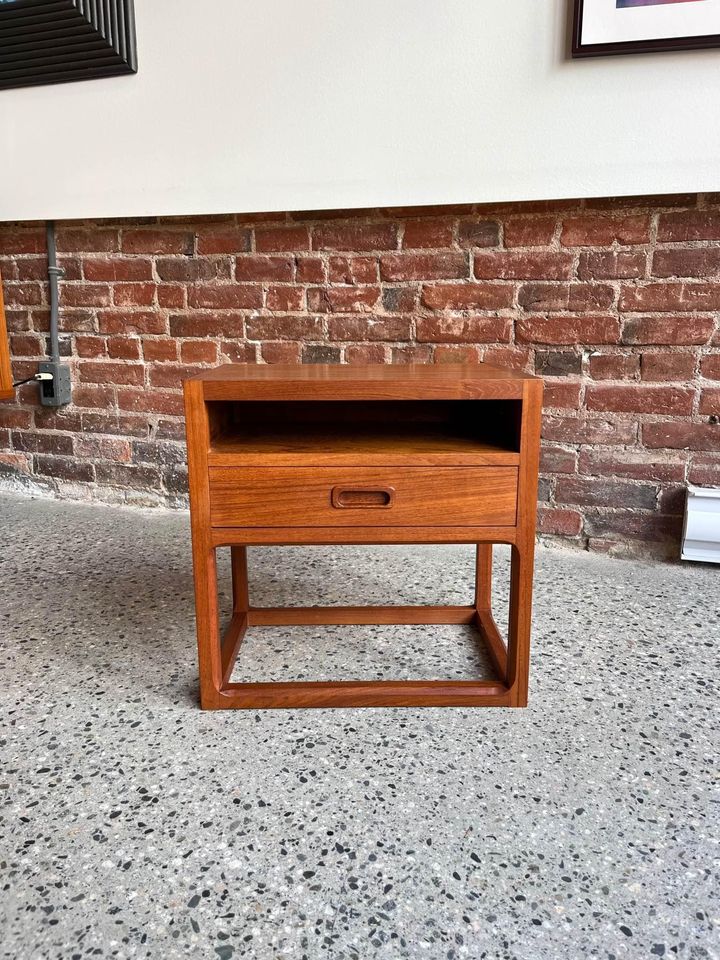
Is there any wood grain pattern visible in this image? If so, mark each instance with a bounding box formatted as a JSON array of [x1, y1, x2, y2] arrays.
[[209, 466, 518, 528], [0, 270, 14, 401], [217, 680, 510, 709], [183, 362, 543, 710], [247, 605, 478, 626], [198, 363, 528, 401]]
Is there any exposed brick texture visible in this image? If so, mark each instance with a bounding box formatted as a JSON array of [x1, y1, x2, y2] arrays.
[[1, 193, 719, 559]]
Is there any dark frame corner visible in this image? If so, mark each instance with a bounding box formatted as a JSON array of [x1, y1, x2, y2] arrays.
[[572, 0, 720, 58]]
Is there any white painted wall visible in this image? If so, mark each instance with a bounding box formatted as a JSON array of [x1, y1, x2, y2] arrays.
[[1, 0, 719, 222]]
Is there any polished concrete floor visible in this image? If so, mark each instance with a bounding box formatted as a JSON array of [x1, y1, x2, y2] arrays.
[[0, 492, 718, 960]]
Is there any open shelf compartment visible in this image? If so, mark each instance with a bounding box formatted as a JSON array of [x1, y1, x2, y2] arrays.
[[206, 399, 522, 467]]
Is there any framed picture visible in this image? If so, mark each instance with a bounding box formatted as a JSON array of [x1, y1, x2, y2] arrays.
[[572, 0, 720, 56]]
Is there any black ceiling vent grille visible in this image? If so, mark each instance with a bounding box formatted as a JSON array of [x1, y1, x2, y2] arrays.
[[0, 0, 137, 90]]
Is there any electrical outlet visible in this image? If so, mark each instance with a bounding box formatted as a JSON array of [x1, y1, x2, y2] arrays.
[[38, 360, 71, 407]]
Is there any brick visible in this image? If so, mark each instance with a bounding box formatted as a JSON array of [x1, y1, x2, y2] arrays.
[[266, 286, 304, 311], [561, 215, 650, 246], [382, 286, 418, 312], [34, 455, 95, 483], [78, 361, 145, 387], [622, 316, 714, 345], [503, 217, 556, 248], [620, 283, 720, 313], [537, 508, 582, 537], [587, 384, 694, 415], [219, 342, 256, 363], [132, 440, 186, 466], [4, 283, 43, 307], [180, 340, 218, 363], [657, 210, 720, 242], [421, 283, 513, 311], [328, 257, 378, 284], [535, 351, 582, 376], [95, 462, 162, 489], [71, 385, 115, 409], [117, 389, 185, 416], [392, 345, 433, 364], [313, 222, 398, 251], [457, 220, 500, 248], [578, 449, 686, 483], [328, 316, 411, 342], [345, 343, 387, 364], [640, 352, 696, 381], [83, 256, 152, 281], [9, 334, 44, 357], [516, 315, 620, 345], [5, 310, 31, 333], [543, 381, 581, 409], [122, 229, 192, 255], [196, 226, 251, 255], [643, 421, 719, 450], [255, 225, 310, 252], [380, 253, 467, 282], [307, 287, 380, 313], [543, 415, 637, 445], [584, 511, 682, 543], [302, 344, 341, 363], [142, 339, 177, 362], [157, 285, 186, 309], [518, 283, 615, 312], [416, 316, 511, 344], [113, 283, 156, 307], [188, 284, 263, 310], [295, 257, 325, 283], [245, 315, 323, 340], [474, 251, 572, 280], [148, 364, 202, 388], [700, 355, 720, 380], [0, 226, 46, 254], [540, 444, 577, 473], [433, 345, 481, 363], [60, 283, 110, 308], [75, 435, 132, 462], [482, 346, 532, 371], [699, 388, 720, 414], [170, 313, 244, 338], [0, 452, 31, 475], [652, 248, 720, 279], [12, 431, 74, 456], [156, 257, 229, 282], [402, 219, 454, 249], [556, 476, 657, 510], [260, 342, 301, 364], [107, 337, 141, 360], [577, 250, 646, 280], [0, 407, 32, 429], [56, 228, 119, 253], [688, 455, 720, 485], [98, 310, 167, 335], [235, 256, 293, 282]]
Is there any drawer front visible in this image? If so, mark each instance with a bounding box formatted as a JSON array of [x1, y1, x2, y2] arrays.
[[208, 467, 518, 527]]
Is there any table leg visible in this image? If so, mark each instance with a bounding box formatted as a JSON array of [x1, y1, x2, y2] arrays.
[[506, 541, 535, 707]]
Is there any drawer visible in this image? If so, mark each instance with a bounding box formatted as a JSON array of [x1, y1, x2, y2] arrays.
[[208, 467, 518, 527]]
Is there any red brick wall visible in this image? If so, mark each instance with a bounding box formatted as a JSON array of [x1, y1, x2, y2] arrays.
[[0, 195, 718, 558]]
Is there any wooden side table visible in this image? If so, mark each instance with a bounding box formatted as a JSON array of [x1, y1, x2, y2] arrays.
[[183, 363, 543, 710]]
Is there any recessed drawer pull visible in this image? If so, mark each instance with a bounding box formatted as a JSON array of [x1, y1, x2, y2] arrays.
[[331, 485, 394, 509]]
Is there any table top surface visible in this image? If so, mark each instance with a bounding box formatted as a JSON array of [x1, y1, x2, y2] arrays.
[[188, 362, 540, 384]]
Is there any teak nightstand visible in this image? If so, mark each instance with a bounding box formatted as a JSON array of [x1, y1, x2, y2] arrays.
[[183, 363, 543, 710]]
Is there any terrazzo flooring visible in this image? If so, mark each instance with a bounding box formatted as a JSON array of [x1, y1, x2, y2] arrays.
[[0, 492, 718, 960]]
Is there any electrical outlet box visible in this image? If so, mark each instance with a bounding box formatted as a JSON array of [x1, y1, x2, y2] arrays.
[[38, 360, 72, 407]]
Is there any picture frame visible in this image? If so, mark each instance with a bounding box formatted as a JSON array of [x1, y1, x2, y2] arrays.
[[572, 0, 720, 57], [0, 0, 137, 90]]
